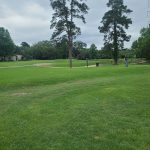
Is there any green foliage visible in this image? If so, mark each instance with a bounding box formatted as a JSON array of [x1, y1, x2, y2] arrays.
[[22, 40, 68, 60], [73, 41, 87, 57], [0, 27, 15, 59], [21, 42, 30, 48], [119, 49, 136, 58], [132, 27, 150, 60], [21, 47, 33, 60], [13, 45, 22, 55], [141, 38, 150, 60], [99, 0, 132, 64], [89, 44, 98, 59], [77, 48, 89, 60], [52, 38, 68, 59], [30, 41, 57, 60], [100, 43, 112, 59], [74, 41, 87, 50]]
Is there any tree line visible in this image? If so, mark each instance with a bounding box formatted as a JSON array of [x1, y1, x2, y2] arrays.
[[0, 27, 137, 61]]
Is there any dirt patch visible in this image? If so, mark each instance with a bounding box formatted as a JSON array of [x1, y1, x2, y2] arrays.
[[33, 63, 51, 67], [11, 92, 30, 97]]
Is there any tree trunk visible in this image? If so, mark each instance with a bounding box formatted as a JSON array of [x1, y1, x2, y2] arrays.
[[113, 22, 118, 65], [68, 41, 72, 68], [68, 0, 73, 68]]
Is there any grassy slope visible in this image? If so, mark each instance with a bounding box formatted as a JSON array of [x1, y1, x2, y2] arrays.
[[0, 63, 150, 150]]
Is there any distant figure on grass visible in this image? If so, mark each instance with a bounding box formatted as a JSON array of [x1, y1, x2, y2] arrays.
[[124, 56, 128, 67]]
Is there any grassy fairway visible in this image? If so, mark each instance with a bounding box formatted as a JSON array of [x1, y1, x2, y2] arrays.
[[0, 59, 106, 68], [0, 59, 131, 68], [0, 61, 150, 150]]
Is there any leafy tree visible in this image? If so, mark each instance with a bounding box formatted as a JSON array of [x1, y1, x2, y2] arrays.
[[98, 0, 132, 64], [19, 42, 31, 60], [0, 27, 15, 60], [21, 42, 30, 48], [131, 40, 138, 50], [119, 49, 135, 59], [131, 39, 142, 58], [74, 41, 87, 50], [73, 41, 87, 57], [132, 27, 150, 60], [90, 44, 97, 51], [30, 41, 56, 60], [100, 43, 113, 59], [139, 28, 150, 60], [89, 44, 98, 59], [13, 45, 21, 55], [51, 37, 68, 59], [77, 48, 89, 60], [22, 48, 33, 60], [50, 0, 89, 67], [140, 41, 150, 60]]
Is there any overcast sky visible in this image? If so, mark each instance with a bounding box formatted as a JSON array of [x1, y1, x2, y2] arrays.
[[0, 0, 150, 49]]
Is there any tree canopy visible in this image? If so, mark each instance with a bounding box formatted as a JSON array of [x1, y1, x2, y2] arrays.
[[132, 27, 150, 60], [21, 42, 30, 48], [0, 27, 15, 59]]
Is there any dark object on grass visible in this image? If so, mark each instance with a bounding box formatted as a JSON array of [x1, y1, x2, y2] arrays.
[[96, 62, 100, 67], [124, 56, 128, 67], [86, 58, 89, 67]]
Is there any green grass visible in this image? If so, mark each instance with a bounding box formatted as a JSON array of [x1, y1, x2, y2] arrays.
[[0, 59, 99, 67], [0, 60, 150, 150], [0, 59, 136, 68], [0, 58, 146, 68], [0, 58, 145, 68]]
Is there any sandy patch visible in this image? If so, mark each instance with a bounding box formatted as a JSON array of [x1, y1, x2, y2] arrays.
[[33, 63, 51, 67], [11, 92, 30, 97]]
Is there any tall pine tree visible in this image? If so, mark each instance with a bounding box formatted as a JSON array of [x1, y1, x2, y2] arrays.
[[0, 27, 15, 60], [50, 0, 89, 68], [99, 0, 132, 64]]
